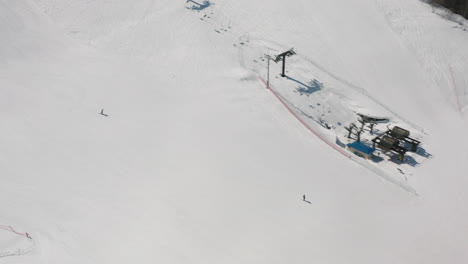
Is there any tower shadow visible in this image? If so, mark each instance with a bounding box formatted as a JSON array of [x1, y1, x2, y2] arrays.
[[186, 0, 212, 11], [287, 76, 323, 96]]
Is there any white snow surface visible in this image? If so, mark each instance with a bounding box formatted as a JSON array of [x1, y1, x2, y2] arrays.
[[1, 0, 468, 263]]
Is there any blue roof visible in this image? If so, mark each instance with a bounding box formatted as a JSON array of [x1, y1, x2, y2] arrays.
[[347, 141, 375, 155]]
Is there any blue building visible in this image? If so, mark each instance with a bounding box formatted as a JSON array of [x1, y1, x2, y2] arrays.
[[347, 141, 376, 159]]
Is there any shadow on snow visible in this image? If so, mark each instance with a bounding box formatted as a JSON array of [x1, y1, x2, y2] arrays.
[[287, 76, 323, 96], [186, 0, 212, 11]]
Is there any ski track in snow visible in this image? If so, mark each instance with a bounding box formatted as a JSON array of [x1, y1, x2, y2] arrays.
[[375, 0, 468, 114]]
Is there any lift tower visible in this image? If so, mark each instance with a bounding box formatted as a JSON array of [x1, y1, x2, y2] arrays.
[[274, 49, 296, 77]]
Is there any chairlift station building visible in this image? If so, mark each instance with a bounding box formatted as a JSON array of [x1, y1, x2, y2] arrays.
[[347, 141, 376, 159]]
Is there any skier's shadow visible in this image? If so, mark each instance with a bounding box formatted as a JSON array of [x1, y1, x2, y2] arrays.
[[303, 200, 311, 204]]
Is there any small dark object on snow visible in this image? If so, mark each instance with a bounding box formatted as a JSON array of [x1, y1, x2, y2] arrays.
[[100, 109, 108, 117]]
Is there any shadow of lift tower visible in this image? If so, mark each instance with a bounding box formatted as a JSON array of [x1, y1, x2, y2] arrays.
[[186, 0, 211, 10]]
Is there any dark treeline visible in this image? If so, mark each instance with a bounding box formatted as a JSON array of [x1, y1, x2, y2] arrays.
[[429, 0, 468, 18]]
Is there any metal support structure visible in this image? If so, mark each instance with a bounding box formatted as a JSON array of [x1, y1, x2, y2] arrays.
[[281, 56, 286, 77], [273, 48, 296, 78], [383, 126, 421, 152], [345, 123, 363, 142], [372, 135, 407, 160], [265, 54, 271, 88]]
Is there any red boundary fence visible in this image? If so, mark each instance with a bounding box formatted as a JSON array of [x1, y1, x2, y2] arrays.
[[259, 77, 352, 159], [0, 224, 31, 239]]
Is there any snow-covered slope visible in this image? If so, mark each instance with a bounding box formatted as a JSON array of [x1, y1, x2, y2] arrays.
[[1, 0, 467, 263]]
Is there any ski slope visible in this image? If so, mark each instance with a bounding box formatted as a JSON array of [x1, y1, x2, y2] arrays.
[[1, 0, 468, 263]]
